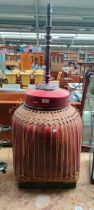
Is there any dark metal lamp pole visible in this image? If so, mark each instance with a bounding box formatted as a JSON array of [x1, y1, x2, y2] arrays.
[[45, 2, 52, 84], [36, 3, 57, 90]]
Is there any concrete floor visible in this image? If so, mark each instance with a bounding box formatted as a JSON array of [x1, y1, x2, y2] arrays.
[[0, 149, 93, 210]]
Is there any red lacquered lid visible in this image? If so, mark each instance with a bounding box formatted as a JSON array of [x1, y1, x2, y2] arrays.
[[24, 88, 70, 110]]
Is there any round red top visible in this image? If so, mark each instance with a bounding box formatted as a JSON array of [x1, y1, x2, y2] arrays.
[[24, 88, 70, 110]]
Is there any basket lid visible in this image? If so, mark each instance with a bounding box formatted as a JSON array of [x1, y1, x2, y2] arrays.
[[24, 88, 70, 110]]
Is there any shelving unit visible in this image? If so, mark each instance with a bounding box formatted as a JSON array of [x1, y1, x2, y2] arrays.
[[78, 52, 86, 63], [86, 53, 94, 63], [63, 53, 68, 61]]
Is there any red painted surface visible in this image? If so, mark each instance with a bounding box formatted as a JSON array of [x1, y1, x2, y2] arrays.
[[24, 88, 70, 109]]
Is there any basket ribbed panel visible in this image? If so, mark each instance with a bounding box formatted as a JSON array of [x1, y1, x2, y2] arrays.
[[12, 105, 82, 183]]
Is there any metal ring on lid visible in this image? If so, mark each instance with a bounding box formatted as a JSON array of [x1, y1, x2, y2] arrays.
[[24, 88, 70, 110]]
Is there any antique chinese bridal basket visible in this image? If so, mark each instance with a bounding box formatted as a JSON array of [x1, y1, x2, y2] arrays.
[[12, 3, 82, 188]]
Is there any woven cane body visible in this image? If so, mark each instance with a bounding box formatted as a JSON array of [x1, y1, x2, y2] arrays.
[[12, 89, 82, 185]]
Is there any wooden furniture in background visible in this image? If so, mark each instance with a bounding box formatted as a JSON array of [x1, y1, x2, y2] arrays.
[[5, 73, 18, 84], [5, 51, 94, 71], [20, 52, 32, 70], [33, 70, 44, 84], [0, 91, 24, 142], [31, 52, 45, 66], [20, 72, 31, 87]]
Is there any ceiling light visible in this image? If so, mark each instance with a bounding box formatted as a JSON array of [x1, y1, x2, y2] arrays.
[[0, 13, 34, 20], [53, 16, 82, 20]]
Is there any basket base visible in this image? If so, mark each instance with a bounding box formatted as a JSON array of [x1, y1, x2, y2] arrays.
[[18, 181, 76, 189]]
